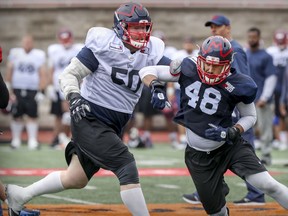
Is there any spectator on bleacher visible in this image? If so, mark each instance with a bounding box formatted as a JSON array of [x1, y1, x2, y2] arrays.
[[266, 30, 288, 151], [47, 28, 83, 149], [5, 35, 46, 150], [247, 27, 277, 166]]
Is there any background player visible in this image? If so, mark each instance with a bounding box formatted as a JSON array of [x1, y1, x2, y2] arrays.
[[5, 35, 46, 150], [47, 28, 83, 149]]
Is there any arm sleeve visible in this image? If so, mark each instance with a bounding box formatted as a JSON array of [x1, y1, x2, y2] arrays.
[[235, 102, 257, 132], [139, 65, 179, 82], [260, 74, 277, 101], [0, 73, 9, 109], [59, 57, 92, 100]]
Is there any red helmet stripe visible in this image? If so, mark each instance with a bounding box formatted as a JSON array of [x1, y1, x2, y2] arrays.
[[117, 3, 143, 17], [202, 40, 233, 58]]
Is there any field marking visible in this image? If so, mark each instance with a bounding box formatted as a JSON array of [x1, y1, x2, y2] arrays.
[[155, 184, 181, 189], [84, 185, 98, 190], [137, 159, 181, 166], [41, 194, 100, 205]]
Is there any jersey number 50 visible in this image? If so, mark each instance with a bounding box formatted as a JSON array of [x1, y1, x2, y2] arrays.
[[111, 67, 141, 93]]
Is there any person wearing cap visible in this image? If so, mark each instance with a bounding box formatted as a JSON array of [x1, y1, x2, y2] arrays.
[[182, 14, 266, 205], [47, 28, 83, 149]]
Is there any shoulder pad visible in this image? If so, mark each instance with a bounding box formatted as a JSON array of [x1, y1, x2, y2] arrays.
[[181, 57, 197, 77], [85, 27, 115, 53]]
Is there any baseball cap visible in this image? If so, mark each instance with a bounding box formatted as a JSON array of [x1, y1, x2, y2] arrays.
[[205, 15, 230, 27]]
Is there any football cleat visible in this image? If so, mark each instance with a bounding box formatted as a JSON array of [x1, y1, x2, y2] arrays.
[[6, 185, 26, 216], [19, 209, 40, 216]]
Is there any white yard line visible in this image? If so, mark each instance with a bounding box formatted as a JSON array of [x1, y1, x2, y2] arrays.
[[41, 194, 101, 205], [155, 184, 180, 189]]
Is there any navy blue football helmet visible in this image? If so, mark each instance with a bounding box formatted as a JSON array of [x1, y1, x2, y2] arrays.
[[113, 2, 153, 49], [197, 36, 233, 85]]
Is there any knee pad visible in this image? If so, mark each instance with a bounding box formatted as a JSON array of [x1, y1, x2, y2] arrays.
[[114, 161, 139, 185]]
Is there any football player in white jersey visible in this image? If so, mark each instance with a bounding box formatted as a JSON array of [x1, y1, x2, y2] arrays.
[[6, 2, 173, 216], [47, 28, 83, 149], [5, 35, 46, 150]]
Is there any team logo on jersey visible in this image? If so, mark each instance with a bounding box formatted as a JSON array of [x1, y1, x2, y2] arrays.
[[223, 81, 235, 92], [109, 42, 124, 52]]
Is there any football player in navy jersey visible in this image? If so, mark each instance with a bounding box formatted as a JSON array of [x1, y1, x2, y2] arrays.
[[6, 2, 172, 216], [139, 35, 288, 215], [183, 14, 265, 205]]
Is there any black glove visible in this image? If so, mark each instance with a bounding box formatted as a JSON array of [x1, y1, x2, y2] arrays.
[[68, 93, 91, 123], [204, 123, 240, 144], [150, 80, 171, 110]]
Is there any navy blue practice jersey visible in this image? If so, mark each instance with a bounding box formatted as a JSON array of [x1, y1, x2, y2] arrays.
[[174, 57, 257, 138]]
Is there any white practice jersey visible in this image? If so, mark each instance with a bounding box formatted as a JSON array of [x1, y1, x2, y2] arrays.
[[48, 43, 83, 91], [266, 46, 288, 67], [8, 48, 46, 90], [81, 27, 165, 114]]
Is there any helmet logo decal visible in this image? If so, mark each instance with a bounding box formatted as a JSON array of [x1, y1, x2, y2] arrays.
[[117, 4, 143, 17], [202, 40, 233, 58]]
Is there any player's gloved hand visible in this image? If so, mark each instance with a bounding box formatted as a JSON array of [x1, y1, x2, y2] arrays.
[[68, 92, 91, 123], [34, 91, 45, 103], [204, 123, 240, 144], [150, 80, 171, 110]]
